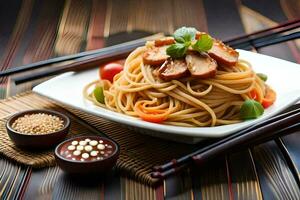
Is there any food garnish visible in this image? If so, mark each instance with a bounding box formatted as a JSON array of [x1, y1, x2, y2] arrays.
[[240, 100, 264, 120], [257, 73, 268, 82], [93, 85, 105, 103], [166, 43, 188, 59], [192, 34, 214, 52], [100, 63, 123, 82], [249, 89, 259, 101], [262, 87, 276, 108], [134, 101, 170, 123], [166, 27, 213, 58]]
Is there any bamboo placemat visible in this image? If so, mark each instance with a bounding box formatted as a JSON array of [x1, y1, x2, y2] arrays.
[[0, 92, 198, 185]]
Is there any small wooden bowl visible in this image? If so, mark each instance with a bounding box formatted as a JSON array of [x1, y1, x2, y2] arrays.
[[55, 136, 119, 174], [6, 109, 70, 149]]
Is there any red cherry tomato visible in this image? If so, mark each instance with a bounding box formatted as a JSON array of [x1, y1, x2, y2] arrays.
[[99, 63, 123, 82], [249, 89, 258, 100], [262, 87, 276, 108]]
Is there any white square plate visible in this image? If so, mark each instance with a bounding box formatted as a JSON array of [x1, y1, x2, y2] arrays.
[[33, 50, 300, 143]]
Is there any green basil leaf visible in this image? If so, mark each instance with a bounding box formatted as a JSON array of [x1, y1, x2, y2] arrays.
[[173, 27, 197, 43], [166, 43, 188, 58], [240, 100, 264, 120], [93, 86, 105, 103], [257, 73, 268, 82], [192, 34, 213, 52]]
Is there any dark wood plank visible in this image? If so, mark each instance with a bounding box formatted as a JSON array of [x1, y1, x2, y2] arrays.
[[228, 149, 263, 200], [173, 0, 208, 32], [241, 0, 288, 23], [203, 0, 245, 40], [252, 141, 300, 199], [280, 131, 300, 177], [23, 166, 105, 200], [0, 159, 29, 200], [165, 170, 193, 200], [190, 158, 230, 200], [0, 1, 22, 63], [103, 171, 121, 200]]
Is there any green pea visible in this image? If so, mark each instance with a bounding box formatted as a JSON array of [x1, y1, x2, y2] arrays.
[[257, 73, 268, 82]]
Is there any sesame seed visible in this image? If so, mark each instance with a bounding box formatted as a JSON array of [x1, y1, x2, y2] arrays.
[[11, 113, 64, 135]]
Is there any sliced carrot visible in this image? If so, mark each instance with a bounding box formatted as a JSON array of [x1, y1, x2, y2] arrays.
[[249, 89, 258, 101], [262, 87, 276, 108], [134, 101, 170, 123]]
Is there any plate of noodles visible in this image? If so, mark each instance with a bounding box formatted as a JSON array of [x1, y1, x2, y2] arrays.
[[34, 27, 300, 143]]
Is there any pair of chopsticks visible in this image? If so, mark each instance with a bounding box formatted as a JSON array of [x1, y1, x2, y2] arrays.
[[227, 18, 300, 50], [1, 33, 163, 84], [151, 105, 300, 179], [1, 19, 300, 84]]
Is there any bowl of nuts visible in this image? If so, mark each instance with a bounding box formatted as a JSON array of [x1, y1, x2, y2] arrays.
[[55, 135, 119, 174], [6, 109, 70, 149]]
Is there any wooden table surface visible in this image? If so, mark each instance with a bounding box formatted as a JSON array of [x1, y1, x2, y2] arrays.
[[0, 0, 300, 199]]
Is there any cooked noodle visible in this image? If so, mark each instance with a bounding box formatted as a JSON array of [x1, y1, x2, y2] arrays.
[[83, 45, 268, 127]]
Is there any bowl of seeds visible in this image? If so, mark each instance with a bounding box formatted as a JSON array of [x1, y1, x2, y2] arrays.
[[6, 109, 70, 149]]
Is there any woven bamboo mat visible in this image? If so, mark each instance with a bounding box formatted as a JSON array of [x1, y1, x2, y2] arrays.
[[0, 92, 198, 185]]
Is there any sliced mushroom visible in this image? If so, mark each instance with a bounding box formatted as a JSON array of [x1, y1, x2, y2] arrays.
[[208, 40, 239, 66], [143, 46, 170, 66], [185, 53, 217, 78], [158, 59, 189, 80], [154, 37, 175, 47]]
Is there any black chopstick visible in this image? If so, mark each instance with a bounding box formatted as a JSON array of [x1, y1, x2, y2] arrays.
[[233, 31, 300, 50], [13, 49, 128, 85], [192, 109, 300, 163], [152, 122, 300, 179], [151, 105, 300, 178], [0, 33, 163, 77], [229, 22, 300, 48], [225, 18, 300, 44]]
